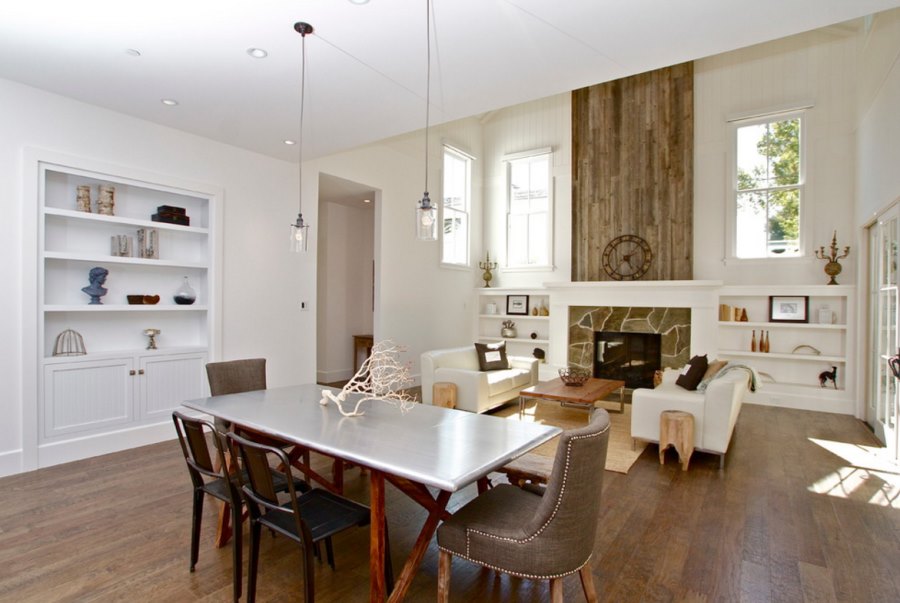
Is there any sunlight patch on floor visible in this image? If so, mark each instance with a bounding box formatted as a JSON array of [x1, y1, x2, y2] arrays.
[[807, 437, 900, 508]]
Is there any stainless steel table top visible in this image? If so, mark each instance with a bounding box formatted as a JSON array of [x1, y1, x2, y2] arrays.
[[182, 383, 561, 492]]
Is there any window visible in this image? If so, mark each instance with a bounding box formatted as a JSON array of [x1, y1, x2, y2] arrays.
[[441, 145, 471, 266], [506, 149, 552, 268], [733, 113, 803, 258]]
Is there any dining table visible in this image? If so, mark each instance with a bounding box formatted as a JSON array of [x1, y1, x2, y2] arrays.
[[182, 383, 561, 602]]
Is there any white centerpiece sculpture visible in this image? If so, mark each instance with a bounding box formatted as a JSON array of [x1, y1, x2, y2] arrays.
[[320, 340, 417, 417]]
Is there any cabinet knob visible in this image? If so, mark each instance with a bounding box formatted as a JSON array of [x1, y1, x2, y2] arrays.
[[138, 369, 145, 375], [129, 370, 136, 376]]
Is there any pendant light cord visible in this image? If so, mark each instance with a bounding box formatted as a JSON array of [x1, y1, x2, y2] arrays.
[[423, 0, 431, 197], [298, 30, 307, 218]]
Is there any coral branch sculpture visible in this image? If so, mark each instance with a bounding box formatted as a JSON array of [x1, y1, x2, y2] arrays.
[[320, 339, 417, 417]]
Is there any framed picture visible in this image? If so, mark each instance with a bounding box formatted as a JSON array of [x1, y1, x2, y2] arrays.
[[769, 295, 809, 323], [506, 295, 529, 316]]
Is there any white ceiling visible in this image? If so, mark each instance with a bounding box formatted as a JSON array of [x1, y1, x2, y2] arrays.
[[2, 0, 899, 163]]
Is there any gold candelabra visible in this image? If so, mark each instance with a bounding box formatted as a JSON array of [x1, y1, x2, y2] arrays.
[[815, 230, 850, 285], [479, 252, 498, 287]]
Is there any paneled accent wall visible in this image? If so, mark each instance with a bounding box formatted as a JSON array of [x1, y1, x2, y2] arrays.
[[571, 62, 694, 281]]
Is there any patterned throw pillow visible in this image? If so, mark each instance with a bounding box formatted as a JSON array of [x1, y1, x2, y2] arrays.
[[474, 341, 509, 371]]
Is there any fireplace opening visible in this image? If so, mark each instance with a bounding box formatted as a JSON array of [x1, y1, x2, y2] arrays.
[[594, 331, 662, 389]]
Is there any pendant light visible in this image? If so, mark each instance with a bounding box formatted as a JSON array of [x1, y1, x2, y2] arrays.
[[415, 0, 437, 241], [290, 21, 313, 252]]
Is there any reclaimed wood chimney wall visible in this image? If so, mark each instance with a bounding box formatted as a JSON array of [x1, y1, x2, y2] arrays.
[[571, 62, 694, 281]]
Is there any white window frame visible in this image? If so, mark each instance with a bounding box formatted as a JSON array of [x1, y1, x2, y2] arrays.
[[440, 144, 472, 267], [503, 147, 554, 271], [726, 108, 808, 262]]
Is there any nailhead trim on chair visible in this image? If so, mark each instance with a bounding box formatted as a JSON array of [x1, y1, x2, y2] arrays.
[[437, 545, 592, 581], [454, 422, 610, 576]]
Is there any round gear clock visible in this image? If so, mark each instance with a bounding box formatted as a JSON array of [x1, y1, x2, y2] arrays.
[[602, 235, 653, 280]]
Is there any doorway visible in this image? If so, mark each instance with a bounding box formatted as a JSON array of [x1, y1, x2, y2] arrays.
[[316, 173, 377, 385], [867, 202, 899, 460]]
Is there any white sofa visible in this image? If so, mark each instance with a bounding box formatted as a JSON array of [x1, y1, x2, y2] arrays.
[[420, 346, 539, 414], [631, 367, 749, 468]]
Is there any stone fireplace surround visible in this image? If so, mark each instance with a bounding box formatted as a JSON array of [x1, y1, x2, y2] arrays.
[[544, 281, 722, 378]]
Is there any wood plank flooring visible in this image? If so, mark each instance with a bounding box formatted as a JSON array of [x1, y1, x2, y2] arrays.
[[0, 404, 897, 602]]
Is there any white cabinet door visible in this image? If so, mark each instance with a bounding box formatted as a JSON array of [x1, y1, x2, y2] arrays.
[[42, 356, 135, 440], [138, 352, 208, 420]]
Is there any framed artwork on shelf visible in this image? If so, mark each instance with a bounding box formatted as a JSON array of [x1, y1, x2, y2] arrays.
[[769, 295, 809, 323], [506, 295, 529, 316]]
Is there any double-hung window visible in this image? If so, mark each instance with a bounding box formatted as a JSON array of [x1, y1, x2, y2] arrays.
[[441, 145, 471, 266], [733, 113, 804, 258], [506, 149, 552, 268]]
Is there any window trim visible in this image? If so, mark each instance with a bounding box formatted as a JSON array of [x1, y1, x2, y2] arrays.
[[440, 143, 472, 268], [726, 109, 808, 262], [503, 148, 554, 270]]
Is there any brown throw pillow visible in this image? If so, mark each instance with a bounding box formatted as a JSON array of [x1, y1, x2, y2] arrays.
[[474, 341, 509, 371], [703, 359, 728, 381], [676, 354, 708, 391]]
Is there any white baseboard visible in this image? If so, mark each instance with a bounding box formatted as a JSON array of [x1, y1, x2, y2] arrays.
[[0, 448, 24, 479], [316, 368, 354, 384], [37, 422, 175, 470]]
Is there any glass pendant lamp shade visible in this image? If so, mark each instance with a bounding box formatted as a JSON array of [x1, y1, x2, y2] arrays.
[[416, 191, 437, 241], [290, 212, 309, 252]]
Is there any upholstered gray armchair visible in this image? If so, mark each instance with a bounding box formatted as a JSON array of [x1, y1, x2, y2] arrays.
[[436, 410, 611, 602]]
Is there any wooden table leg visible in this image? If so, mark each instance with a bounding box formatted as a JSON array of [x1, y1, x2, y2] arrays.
[[387, 488, 452, 603], [370, 470, 387, 602]]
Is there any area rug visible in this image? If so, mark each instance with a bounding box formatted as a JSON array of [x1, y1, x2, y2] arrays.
[[490, 399, 647, 474]]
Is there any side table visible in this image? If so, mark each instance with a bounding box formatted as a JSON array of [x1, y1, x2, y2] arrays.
[[659, 410, 694, 471]]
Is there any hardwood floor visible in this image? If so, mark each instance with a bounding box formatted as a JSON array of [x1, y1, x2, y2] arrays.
[[0, 404, 897, 602]]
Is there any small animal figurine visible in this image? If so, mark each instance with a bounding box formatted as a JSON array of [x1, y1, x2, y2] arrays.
[[818, 366, 838, 389]]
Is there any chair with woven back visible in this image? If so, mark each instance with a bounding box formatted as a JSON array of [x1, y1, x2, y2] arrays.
[[227, 431, 392, 603], [206, 358, 347, 495], [436, 409, 611, 603], [171, 410, 309, 602]]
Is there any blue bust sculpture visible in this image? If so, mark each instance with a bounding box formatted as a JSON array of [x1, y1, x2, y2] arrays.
[[82, 266, 109, 305]]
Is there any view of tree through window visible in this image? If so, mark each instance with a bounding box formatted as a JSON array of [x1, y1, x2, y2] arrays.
[[735, 116, 801, 258]]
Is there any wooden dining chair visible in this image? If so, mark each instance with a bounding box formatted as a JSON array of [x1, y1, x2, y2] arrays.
[[172, 410, 309, 602], [436, 410, 611, 603], [227, 432, 393, 603]]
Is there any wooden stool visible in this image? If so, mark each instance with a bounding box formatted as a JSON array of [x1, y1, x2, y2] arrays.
[[659, 410, 694, 471], [433, 382, 457, 409], [499, 452, 554, 487]]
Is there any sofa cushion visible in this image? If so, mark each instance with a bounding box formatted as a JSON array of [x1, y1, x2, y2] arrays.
[[475, 341, 510, 371], [676, 354, 708, 391], [487, 368, 530, 396]]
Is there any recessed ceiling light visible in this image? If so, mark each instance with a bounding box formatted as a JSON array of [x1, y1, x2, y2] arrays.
[[246, 47, 268, 59], [348, 0, 370, 4], [161, 99, 179, 106], [125, 48, 141, 57], [363, 199, 371, 203], [283, 139, 296, 145]]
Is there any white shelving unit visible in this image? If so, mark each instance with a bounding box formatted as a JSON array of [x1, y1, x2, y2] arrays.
[[475, 288, 557, 380], [28, 152, 220, 468], [717, 285, 855, 414]]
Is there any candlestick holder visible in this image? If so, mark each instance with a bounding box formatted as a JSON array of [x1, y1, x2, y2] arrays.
[[814, 232, 850, 285], [143, 328, 161, 350], [478, 252, 498, 287]]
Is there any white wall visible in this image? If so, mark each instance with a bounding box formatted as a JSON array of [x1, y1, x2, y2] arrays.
[[856, 9, 900, 223], [482, 94, 573, 288], [317, 198, 374, 383], [309, 117, 484, 378], [0, 78, 312, 476], [693, 28, 859, 286]]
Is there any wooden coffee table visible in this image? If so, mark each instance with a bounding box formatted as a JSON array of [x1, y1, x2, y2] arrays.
[[519, 377, 626, 421]]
